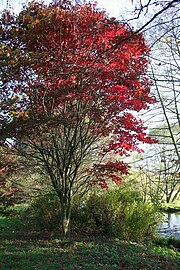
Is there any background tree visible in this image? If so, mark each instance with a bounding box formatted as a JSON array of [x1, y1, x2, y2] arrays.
[[0, 1, 155, 238], [121, 0, 180, 203], [135, 138, 180, 204]]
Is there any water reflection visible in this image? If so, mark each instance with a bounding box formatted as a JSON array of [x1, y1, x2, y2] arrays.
[[157, 212, 180, 239]]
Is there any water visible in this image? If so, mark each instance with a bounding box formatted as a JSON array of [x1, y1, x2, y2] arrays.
[[157, 212, 180, 239]]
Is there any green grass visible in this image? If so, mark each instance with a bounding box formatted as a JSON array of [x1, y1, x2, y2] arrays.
[[0, 215, 180, 270]]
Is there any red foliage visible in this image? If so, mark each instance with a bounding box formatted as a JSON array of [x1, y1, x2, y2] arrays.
[[91, 161, 129, 190], [0, 1, 155, 189]]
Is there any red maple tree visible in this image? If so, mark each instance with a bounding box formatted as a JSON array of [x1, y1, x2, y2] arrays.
[[0, 1, 155, 238]]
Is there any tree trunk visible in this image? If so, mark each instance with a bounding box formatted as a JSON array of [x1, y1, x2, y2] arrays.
[[60, 199, 72, 240]]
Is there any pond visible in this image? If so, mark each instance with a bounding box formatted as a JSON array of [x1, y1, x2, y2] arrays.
[[157, 212, 180, 239]]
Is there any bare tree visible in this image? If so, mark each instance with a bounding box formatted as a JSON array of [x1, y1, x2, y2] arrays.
[[117, 0, 180, 203]]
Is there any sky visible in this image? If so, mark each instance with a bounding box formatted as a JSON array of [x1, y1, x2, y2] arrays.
[[0, 0, 134, 18], [97, 0, 134, 18]]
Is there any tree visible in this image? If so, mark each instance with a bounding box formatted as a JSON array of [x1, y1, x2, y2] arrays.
[[124, 1, 180, 204], [0, 1, 154, 238], [138, 8, 180, 202], [136, 139, 180, 204]]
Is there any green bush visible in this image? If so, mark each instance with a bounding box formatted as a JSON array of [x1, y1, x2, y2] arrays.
[[0, 181, 22, 217], [71, 188, 161, 241], [20, 188, 161, 241], [114, 201, 160, 241], [21, 194, 60, 231], [71, 192, 119, 234]]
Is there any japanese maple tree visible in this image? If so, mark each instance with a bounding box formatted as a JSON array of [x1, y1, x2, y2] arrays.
[[0, 1, 154, 238]]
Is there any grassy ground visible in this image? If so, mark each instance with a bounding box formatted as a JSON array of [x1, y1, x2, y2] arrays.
[[0, 216, 180, 270]]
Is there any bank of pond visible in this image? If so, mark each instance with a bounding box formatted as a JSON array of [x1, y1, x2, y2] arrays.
[[157, 212, 180, 240], [157, 203, 180, 240]]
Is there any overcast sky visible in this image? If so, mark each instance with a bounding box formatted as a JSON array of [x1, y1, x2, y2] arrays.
[[0, 0, 134, 18], [97, 0, 134, 18]]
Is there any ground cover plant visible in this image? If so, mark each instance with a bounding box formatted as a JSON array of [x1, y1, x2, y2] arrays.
[[153, 237, 180, 251], [0, 214, 180, 270]]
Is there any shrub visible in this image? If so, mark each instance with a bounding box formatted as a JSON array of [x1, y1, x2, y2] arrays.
[[0, 145, 23, 216], [71, 188, 161, 241], [20, 188, 161, 241], [114, 201, 160, 241], [0, 181, 21, 216], [21, 194, 60, 231], [71, 192, 118, 234]]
